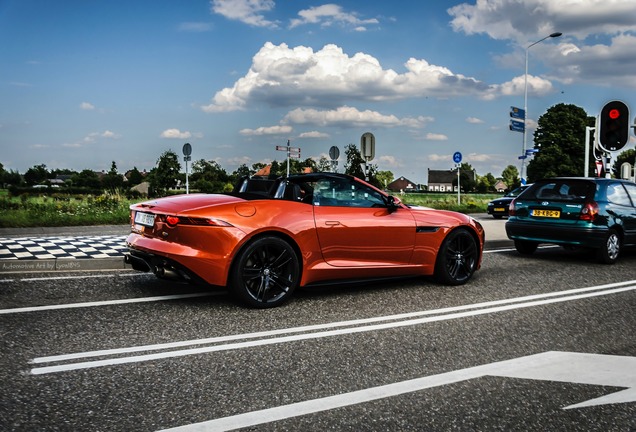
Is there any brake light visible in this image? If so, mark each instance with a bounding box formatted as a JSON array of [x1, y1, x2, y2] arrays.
[[579, 201, 599, 222], [166, 215, 180, 226], [508, 199, 517, 216], [163, 215, 232, 227]]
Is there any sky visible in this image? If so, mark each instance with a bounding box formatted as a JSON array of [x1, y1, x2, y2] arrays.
[[1, 0, 636, 185]]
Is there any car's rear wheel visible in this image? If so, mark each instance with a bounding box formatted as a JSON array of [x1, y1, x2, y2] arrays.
[[597, 229, 621, 264], [514, 240, 538, 255], [435, 229, 479, 285], [230, 236, 300, 308]]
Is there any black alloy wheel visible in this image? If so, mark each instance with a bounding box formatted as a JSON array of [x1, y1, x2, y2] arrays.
[[435, 228, 479, 285], [230, 236, 300, 308]]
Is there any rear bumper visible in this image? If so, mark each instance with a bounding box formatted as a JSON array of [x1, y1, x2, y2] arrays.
[[125, 249, 206, 284], [505, 220, 607, 248]]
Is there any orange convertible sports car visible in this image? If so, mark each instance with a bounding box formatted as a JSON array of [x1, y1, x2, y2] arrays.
[[125, 173, 484, 308]]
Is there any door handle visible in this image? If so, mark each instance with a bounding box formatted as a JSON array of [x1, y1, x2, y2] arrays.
[[325, 221, 341, 226]]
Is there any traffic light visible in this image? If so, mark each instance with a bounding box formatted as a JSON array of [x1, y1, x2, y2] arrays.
[[598, 100, 630, 152]]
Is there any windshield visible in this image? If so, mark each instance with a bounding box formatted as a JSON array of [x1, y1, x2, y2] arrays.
[[524, 180, 594, 202]]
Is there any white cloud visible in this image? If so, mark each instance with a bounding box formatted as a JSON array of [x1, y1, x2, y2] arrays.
[[289, 4, 379, 30], [211, 0, 277, 28], [239, 125, 293, 136], [101, 130, 119, 139], [62, 130, 119, 148], [466, 117, 484, 124], [160, 128, 192, 139], [377, 155, 402, 168], [298, 131, 329, 139], [425, 133, 448, 141], [80, 102, 95, 110], [448, 0, 636, 43], [201, 42, 494, 113], [282, 106, 431, 129], [496, 74, 554, 97]]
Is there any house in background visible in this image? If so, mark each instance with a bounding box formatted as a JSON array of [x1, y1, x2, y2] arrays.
[[428, 168, 477, 192], [493, 179, 507, 192], [386, 176, 419, 193]]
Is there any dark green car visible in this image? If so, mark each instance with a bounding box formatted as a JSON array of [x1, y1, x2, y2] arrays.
[[505, 177, 636, 264]]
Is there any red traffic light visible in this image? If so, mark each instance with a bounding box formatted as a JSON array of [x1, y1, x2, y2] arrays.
[[598, 100, 629, 152]]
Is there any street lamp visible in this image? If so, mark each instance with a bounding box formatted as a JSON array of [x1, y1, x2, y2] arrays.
[[521, 31, 562, 183]]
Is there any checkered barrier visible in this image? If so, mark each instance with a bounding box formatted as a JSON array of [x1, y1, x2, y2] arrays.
[[0, 235, 128, 260]]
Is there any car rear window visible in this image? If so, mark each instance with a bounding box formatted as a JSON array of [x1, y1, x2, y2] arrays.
[[525, 180, 595, 202]]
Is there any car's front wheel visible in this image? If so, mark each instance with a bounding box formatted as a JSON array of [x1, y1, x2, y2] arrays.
[[435, 229, 479, 285], [597, 229, 621, 264], [230, 236, 300, 308]]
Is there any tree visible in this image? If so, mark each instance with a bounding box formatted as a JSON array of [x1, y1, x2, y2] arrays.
[[375, 170, 394, 189], [343, 143, 380, 187], [151, 150, 181, 196], [452, 163, 477, 192], [475, 172, 496, 193], [24, 164, 49, 185], [232, 164, 253, 180], [612, 149, 636, 179], [4, 169, 22, 187], [72, 169, 101, 189], [526, 103, 595, 182], [191, 159, 230, 192], [102, 161, 124, 191], [127, 167, 144, 186], [317, 156, 332, 172], [501, 165, 519, 189]]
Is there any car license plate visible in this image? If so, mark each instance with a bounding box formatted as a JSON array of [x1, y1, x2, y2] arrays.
[[134, 211, 155, 227], [531, 209, 560, 218], [494, 207, 505, 212]]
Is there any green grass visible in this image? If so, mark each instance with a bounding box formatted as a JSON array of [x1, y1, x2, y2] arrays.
[[0, 190, 500, 228], [0, 191, 134, 228], [398, 192, 499, 213]]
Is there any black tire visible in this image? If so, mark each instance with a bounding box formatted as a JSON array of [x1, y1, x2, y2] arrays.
[[435, 229, 479, 285], [230, 236, 300, 308], [597, 229, 621, 264], [493, 215, 503, 219], [514, 240, 538, 255]]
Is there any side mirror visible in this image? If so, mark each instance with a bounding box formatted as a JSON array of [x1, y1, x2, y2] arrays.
[[387, 195, 400, 213]]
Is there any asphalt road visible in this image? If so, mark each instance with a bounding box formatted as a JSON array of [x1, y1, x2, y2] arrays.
[[1, 220, 635, 431]]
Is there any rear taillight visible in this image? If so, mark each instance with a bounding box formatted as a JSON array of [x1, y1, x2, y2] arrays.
[[163, 215, 232, 227], [508, 199, 517, 216], [166, 215, 180, 226], [579, 201, 599, 222]]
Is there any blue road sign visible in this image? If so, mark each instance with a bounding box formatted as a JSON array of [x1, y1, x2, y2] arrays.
[[525, 148, 539, 155], [453, 152, 462, 163], [510, 119, 525, 133], [510, 106, 525, 120], [518, 155, 527, 160]]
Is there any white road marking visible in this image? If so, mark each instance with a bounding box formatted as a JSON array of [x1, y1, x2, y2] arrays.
[[29, 280, 636, 375], [0, 292, 219, 315], [157, 351, 636, 432]]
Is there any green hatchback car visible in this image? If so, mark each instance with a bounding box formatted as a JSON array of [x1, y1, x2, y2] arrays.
[[505, 177, 636, 263]]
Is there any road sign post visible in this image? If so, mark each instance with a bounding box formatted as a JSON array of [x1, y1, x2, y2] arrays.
[[453, 152, 462, 205], [182, 143, 192, 194], [276, 140, 301, 177], [360, 132, 376, 180], [329, 146, 340, 172]]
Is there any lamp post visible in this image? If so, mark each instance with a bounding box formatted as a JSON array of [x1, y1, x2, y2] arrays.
[[521, 31, 562, 184]]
